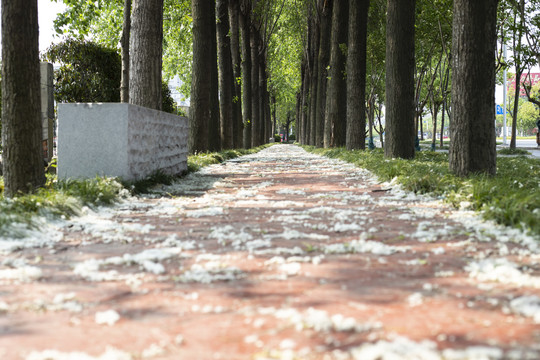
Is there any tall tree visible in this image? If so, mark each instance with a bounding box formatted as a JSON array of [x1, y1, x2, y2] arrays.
[[509, 0, 525, 149], [120, 0, 131, 103], [239, 3, 252, 148], [324, 0, 348, 147], [346, 0, 370, 150], [129, 0, 164, 110], [1, 0, 45, 196], [228, 0, 243, 148], [449, 0, 498, 176], [217, 0, 234, 149], [250, 24, 261, 147], [308, 3, 320, 146], [384, 0, 416, 159], [190, 0, 220, 152], [314, 0, 332, 147]]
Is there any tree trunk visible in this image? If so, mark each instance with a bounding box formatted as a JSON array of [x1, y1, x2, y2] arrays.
[[239, 7, 252, 148], [1, 0, 45, 196], [431, 102, 439, 150], [449, 0, 498, 176], [325, 0, 348, 147], [300, 59, 310, 145], [315, 0, 332, 147], [271, 95, 277, 136], [129, 0, 163, 110], [120, 0, 131, 103], [217, 0, 234, 149], [440, 100, 445, 147], [308, 7, 320, 146], [250, 26, 261, 147], [228, 0, 243, 148], [258, 58, 265, 144], [384, 0, 416, 159], [346, 0, 369, 150], [261, 63, 272, 144], [510, 0, 525, 149], [190, 0, 219, 152]]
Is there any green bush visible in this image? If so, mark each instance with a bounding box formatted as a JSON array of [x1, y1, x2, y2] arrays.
[[43, 38, 121, 103], [43, 38, 176, 113], [274, 134, 282, 142]]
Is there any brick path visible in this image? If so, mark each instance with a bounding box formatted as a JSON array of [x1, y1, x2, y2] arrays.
[[1, 144, 540, 360]]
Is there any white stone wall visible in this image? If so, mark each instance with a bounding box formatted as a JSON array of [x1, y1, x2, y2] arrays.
[[57, 103, 188, 181]]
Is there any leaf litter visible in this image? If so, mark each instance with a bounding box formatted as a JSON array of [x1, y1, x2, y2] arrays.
[[0, 144, 539, 359]]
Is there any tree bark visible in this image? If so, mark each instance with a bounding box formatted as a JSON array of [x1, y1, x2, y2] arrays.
[[239, 7, 252, 148], [217, 0, 234, 149], [384, 0, 416, 159], [346, 0, 369, 150], [1, 0, 45, 196], [300, 59, 310, 145], [250, 25, 261, 147], [315, 0, 332, 147], [120, 0, 131, 103], [308, 6, 320, 146], [228, 0, 243, 148], [129, 0, 163, 110], [190, 0, 220, 152], [510, 0, 525, 149], [260, 60, 271, 144], [324, 0, 348, 147], [449, 0, 498, 176]]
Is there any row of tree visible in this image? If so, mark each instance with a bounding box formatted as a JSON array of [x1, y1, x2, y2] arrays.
[[50, 0, 302, 153], [1, 0, 302, 196], [295, 0, 532, 176], [2, 0, 536, 196]]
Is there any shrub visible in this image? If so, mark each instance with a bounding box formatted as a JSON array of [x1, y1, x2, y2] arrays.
[[43, 38, 121, 103], [43, 38, 176, 113]]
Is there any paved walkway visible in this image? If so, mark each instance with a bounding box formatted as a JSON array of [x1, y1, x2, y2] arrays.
[[1, 145, 540, 360]]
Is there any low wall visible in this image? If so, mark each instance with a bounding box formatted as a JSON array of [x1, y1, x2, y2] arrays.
[[57, 103, 188, 181]]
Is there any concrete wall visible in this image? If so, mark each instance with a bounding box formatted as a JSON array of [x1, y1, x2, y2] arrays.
[[57, 103, 188, 181]]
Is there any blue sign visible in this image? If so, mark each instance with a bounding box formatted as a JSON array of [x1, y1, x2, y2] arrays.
[[496, 104, 504, 115]]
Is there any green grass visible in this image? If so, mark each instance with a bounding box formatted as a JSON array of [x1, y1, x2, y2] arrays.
[[303, 146, 540, 236], [0, 144, 275, 237], [0, 175, 128, 237], [187, 144, 273, 172], [497, 148, 531, 156]]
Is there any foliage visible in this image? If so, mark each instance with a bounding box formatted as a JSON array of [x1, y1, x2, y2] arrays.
[[303, 146, 540, 236], [267, 0, 305, 129], [161, 81, 176, 114], [43, 38, 122, 103], [52, 0, 193, 96], [502, 86, 540, 133], [43, 38, 176, 112]]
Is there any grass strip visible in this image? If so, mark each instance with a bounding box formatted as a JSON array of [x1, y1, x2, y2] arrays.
[[0, 144, 275, 236], [303, 146, 540, 237]]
